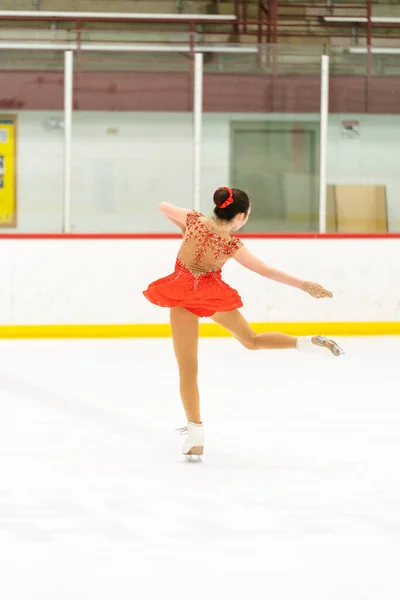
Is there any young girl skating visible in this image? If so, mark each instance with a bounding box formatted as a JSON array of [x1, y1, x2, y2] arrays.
[[143, 187, 344, 461]]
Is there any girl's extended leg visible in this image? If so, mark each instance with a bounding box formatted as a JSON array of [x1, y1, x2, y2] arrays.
[[170, 306, 201, 424], [211, 310, 344, 356], [211, 309, 297, 350]]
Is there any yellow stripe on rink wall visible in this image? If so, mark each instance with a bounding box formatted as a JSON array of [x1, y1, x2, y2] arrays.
[[0, 322, 400, 338]]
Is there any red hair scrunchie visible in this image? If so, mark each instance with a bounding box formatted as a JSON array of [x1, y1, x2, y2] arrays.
[[216, 186, 234, 209]]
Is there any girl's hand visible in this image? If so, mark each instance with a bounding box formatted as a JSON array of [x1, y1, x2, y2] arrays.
[[301, 281, 333, 299]]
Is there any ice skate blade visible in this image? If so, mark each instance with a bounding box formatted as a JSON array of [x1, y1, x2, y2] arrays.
[[185, 454, 203, 463], [316, 336, 345, 357], [184, 446, 203, 462]]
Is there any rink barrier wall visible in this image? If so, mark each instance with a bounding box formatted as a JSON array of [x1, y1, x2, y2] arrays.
[[0, 233, 399, 338], [0, 322, 400, 339]]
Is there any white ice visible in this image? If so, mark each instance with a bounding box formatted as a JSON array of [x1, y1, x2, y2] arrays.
[[0, 336, 400, 599]]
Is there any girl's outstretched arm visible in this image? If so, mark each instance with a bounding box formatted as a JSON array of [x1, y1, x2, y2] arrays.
[[169, 218, 186, 235], [233, 246, 333, 298], [159, 203, 190, 234]]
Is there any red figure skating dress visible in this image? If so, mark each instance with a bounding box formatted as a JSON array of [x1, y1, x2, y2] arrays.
[[143, 211, 244, 317]]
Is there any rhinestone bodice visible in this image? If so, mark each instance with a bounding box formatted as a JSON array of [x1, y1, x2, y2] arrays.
[[177, 211, 243, 276]]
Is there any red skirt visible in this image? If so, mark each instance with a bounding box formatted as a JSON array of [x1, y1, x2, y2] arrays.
[[143, 258, 243, 317]]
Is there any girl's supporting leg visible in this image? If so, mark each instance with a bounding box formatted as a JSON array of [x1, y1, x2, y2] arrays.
[[211, 309, 297, 350], [170, 306, 201, 424]]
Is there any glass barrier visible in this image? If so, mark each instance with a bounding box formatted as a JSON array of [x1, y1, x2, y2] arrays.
[[70, 50, 194, 233], [0, 49, 64, 232], [6, 42, 400, 234], [201, 45, 323, 233], [327, 47, 400, 233]]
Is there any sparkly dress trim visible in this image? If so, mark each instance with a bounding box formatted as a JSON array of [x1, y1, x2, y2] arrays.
[[143, 211, 243, 317]]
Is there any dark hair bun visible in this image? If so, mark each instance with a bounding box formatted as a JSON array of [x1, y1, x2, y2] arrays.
[[213, 187, 230, 207], [213, 187, 251, 222]]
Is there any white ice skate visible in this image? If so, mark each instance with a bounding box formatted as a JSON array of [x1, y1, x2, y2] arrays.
[[297, 335, 345, 357], [176, 422, 204, 462]]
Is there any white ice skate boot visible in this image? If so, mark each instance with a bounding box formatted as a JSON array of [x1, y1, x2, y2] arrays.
[[176, 422, 204, 462], [297, 335, 345, 357]]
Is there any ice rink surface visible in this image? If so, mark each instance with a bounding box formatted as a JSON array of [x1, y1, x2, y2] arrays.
[[0, 336, 399, 599]]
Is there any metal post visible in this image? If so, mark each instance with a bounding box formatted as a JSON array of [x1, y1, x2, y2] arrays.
[[193, 52, 203, 213], [63, 50, 73, 233], [233, 0, 241, 35], [367, 0, 372, 48], [243, 0, 248, 35], [270, 0, 278, 108], [319, 54, 329, 234], [366, 0, 372, 112], [271, 0, 278, 44]]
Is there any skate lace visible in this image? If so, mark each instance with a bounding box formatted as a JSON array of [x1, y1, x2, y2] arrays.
[[176, 426, 188, 435]]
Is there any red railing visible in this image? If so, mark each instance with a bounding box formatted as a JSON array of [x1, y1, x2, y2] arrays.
[[234, 0, 400, 47], [1, 3, 400, 49], [259, 0, 389, 46], [1, 6, 400, 115], [0, 11, 238, 53]]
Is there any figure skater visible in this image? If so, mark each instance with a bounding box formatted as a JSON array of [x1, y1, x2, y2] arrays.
[[143, 187, 344, 460]]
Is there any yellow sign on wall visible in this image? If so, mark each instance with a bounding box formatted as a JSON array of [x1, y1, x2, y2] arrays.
[[0, 115, 17, 228]]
